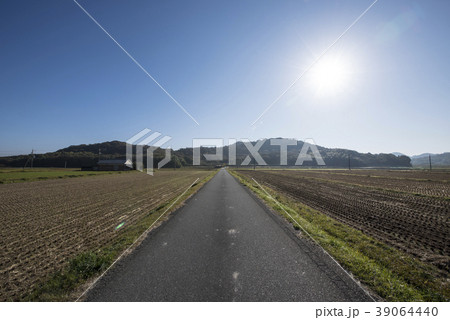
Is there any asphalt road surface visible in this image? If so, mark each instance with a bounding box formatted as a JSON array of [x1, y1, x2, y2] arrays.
[[86, 168, 372, 301]]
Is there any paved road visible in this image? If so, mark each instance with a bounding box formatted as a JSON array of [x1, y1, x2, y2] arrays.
[[87, 169, 371, 301]]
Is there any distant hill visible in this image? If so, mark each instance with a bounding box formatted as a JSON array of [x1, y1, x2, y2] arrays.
[[56, 140, 126, 155], [391, 152, 407, 157], [0, 141, 132, 168], [411, 152, 450, 167], [0, 139, 412, 168], [411, 153, 433, 159], [223, 140, 411, 167]]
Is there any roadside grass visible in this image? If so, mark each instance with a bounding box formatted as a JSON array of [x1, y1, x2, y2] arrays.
[[22, 170, 217, 302], [0, 168, 125, 184], [229, 169, 449, 302]]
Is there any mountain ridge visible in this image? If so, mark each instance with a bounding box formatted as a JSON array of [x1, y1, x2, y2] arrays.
[[0, 139, 413, 168], [410, 152, 450, 167]]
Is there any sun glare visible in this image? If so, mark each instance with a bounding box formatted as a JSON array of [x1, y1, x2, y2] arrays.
[[309, 56, 351, 96]]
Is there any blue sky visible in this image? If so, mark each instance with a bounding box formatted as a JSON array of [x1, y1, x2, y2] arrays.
[[1, 0, 449, 156]]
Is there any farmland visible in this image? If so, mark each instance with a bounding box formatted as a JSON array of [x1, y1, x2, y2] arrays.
[[0, 168, 124, 184], [232, 169, 450, 300], [235, 169, 449, 270], [0, 169, 213, 301]]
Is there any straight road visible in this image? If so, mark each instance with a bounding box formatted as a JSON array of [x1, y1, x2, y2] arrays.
[[86, 169, 372, 301]]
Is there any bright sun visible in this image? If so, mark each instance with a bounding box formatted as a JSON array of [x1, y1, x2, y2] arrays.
[[309, 56, 351, 96]]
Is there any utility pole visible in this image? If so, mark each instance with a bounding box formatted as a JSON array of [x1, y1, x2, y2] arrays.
[[429, 154, 432, 171], [24, 149, 35, 169], [30, 149, 34, 169], [348, 154, 351, 170], [253, 157, 256, 170], [98, 148, 101, 162]]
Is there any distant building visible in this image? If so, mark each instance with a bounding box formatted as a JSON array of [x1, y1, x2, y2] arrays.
[[97, 159, 132, 171]]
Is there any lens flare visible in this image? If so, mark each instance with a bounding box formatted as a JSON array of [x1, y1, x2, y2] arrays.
[[115, 222, 125, 230]]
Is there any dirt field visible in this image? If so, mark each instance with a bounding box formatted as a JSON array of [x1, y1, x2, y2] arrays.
[[274, 169, 450, 198], [0, 170, 210, 301], [237, 169, 450, 271]]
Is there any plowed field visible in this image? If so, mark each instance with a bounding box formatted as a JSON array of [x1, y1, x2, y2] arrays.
[[237, 169, 450, 270], [0, 170, 210, 301]]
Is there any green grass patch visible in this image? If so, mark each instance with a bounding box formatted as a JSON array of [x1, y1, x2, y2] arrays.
[[24, 252, 113, 302], [0, 168, 126, 184], [229, 169, 449, 302], [23, 170, 218, 301]]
